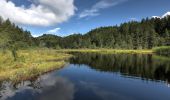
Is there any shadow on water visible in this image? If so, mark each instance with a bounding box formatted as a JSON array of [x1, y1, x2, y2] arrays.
[[70, 53, 170, 83]]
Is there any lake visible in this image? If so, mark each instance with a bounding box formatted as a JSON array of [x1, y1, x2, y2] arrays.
[[0, 53, 170, 100]]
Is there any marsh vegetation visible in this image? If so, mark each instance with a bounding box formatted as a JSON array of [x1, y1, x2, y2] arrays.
[[0, 49, 71, 82]]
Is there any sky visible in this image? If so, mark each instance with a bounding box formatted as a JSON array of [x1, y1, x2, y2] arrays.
[[0, 0, 170, 37]]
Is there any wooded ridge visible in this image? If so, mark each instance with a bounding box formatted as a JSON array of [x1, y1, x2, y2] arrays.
[[0, 16, 170, 49]]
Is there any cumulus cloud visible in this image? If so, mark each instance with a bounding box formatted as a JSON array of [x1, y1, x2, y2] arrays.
[[79, 0, 127, 18], [0, 0, 76, 26]]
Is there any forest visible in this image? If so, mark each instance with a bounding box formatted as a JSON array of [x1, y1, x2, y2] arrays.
[[0, 16, 170, 50]]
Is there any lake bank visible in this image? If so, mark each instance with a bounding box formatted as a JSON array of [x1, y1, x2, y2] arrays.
[[0, 49, 71, 82], [57, 49, 153, 54]]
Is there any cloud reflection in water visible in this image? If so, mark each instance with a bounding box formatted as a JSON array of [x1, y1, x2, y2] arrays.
[[0, 73, 75, 100]]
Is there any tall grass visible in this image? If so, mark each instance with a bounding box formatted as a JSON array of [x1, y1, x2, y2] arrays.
[[153, 46, 170, 57], [0, 49, 71, 82]]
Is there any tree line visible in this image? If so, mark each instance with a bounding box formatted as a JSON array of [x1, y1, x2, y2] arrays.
[[0, 16, 170, 49], [0, 17, 36, 49], [38, 16, 170, 49]]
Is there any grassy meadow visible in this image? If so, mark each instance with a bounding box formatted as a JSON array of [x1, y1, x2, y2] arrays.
[[0, 49, 71, 82]]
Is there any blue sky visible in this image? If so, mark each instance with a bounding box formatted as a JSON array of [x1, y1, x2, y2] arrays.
[[0, 0, 170, 37]]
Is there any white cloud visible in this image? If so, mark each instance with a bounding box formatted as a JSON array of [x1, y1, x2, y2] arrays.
[[31, 28, 61, 37], [47, 27, 61, 33], [79, 0, 127, 18], [129, 18, 137, 21], [0, 0, 76, 26], [152, 16, 161, 19], [32, 34, 39, 37], [79, 9, 100, 18], [152, 12, 170, 19], [162, 12, 170, 18]]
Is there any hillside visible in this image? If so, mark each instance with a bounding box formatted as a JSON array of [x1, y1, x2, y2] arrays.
[[0, 16, 170, 50], [38, 16, 170, 49]]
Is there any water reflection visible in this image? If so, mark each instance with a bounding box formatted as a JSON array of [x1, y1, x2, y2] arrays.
[[0, 72, 75, 100], [0, 53, 170, 100], [70, 53, 170, 83]]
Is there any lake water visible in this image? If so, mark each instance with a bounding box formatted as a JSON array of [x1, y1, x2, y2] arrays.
[[0, 53, 170, 100]]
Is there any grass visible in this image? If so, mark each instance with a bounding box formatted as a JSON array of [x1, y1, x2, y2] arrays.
[[0, 49, 71, 82], [57, 49, 153, 54], [153, 46, 170, 56]]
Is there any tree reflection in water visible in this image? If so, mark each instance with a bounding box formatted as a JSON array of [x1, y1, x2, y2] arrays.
[[70, 53, 170, 83]]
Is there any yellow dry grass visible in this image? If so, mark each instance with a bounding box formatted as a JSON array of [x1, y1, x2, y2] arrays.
[[0, 49, 71, 82]]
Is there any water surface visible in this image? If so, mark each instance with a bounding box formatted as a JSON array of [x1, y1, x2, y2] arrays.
[[0, 53, 170, 100]]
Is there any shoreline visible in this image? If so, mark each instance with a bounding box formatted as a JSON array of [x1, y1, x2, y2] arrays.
[[0, 48, 169, 83], [0, 49, 71, 83], [57, 49, 153, 54]]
